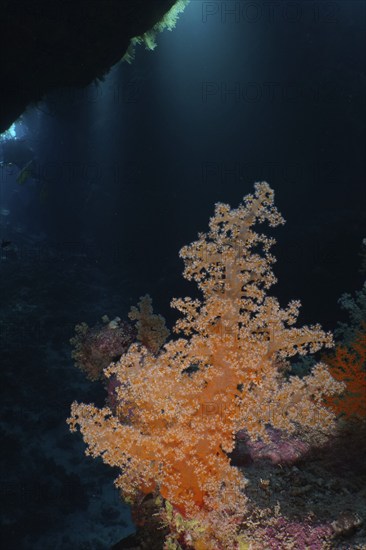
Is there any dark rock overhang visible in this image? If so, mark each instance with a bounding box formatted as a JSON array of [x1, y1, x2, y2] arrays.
[[0, 0, 178, 133]]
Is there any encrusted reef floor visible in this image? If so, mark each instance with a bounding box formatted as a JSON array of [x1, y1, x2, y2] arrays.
[[114, 422, 366, 549]]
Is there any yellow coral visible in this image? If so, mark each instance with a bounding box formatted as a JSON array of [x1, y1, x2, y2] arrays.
[[68, 182, 343, 548]]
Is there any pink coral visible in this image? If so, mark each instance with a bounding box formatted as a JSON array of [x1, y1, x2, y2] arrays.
[[70, 317, 136, 381], [233, 426, 311, 466], [264, 517, 333, 549]]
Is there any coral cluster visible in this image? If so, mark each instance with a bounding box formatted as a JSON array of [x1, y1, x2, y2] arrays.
[[68, 183, 344, 548], [323, 325, 366, 420], [70, 317, 136, 381], [123, 0, 190, 63]]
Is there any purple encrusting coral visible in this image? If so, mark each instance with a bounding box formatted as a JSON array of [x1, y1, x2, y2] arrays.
[[264, 517, 333, 549], [70, 317, 136, 381], [234, 426, 311, 466]]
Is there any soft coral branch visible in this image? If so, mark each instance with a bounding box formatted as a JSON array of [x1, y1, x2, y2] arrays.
[[68, 182, 343, 549]]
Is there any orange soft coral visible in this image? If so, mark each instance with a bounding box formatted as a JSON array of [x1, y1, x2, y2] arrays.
[[68, 182, 344, 549], [323, 323, 366, 420], [128, 294, 170, 354]]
